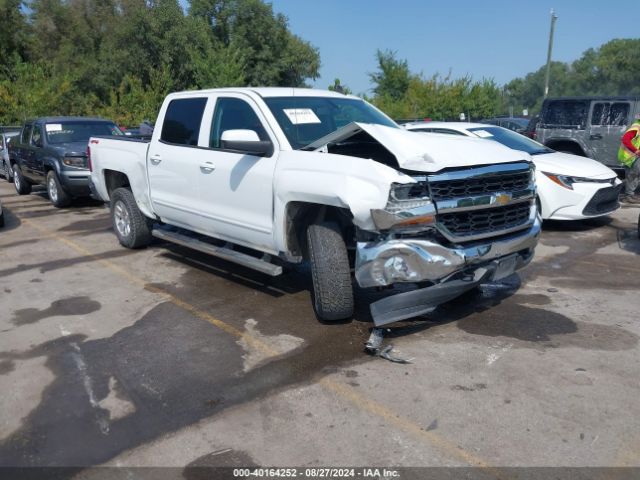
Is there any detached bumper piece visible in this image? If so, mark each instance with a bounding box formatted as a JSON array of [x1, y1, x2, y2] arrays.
[[370, 252, 531, 327], [582, 184, 623, 216]]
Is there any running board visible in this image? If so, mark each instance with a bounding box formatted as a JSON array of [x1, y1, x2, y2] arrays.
[[152, 229, 283, 277]]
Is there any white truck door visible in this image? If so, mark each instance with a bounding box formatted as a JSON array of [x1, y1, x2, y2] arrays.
[[196, 94, 278, 251], [147, 96, 210, 229]]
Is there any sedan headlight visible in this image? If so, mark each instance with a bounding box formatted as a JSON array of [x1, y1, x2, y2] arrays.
[[542, 172, 616, 190]]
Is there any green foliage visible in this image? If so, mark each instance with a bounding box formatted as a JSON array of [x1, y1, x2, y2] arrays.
[[189, 0, 320, 87], [504, 39, 640, 114], [369, 52, 502, 121], [328, 78, 352, 95], [0, 0, 320, 125], [369, 50, 411, 101]]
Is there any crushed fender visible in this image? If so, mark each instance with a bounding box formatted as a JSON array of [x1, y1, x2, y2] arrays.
[[364, 328, 413, 364]]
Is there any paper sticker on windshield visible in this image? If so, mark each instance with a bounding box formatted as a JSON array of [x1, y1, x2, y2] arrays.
[[46, 124, 62, 132], [283, 108, 321, 125], [474, 129, 494, 138]]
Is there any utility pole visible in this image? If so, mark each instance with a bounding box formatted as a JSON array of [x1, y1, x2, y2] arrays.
[[543, 9, 558, 98]]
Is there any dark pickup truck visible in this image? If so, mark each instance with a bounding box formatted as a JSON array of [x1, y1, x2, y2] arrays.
[[9, 117, 123, 207]]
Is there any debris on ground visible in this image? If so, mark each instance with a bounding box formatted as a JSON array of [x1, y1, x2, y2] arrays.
[[364, 328, 413, 364]]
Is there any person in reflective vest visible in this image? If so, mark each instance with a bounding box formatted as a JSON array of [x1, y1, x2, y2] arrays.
[[619, 113, 640, 203]]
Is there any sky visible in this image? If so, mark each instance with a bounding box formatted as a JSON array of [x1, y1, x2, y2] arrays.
[[262, 0, 638, 95]]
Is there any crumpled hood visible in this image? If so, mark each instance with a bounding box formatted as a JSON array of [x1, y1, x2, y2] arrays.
[[532, 151, 617, 179], [309, 122, 531, 172]]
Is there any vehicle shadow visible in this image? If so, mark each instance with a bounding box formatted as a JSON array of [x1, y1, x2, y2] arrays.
[[158, 239, 521, 338], [0, 205, 22, 233], [541, 216, 612, 232]]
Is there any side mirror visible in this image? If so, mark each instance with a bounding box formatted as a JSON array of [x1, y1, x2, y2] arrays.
[[220, 129, 273, 157]]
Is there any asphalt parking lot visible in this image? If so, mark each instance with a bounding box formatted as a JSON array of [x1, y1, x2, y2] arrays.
[[1, 180, 639, 478]]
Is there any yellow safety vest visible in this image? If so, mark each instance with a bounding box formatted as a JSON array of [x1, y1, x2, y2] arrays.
[[618, 121, 640, 167]]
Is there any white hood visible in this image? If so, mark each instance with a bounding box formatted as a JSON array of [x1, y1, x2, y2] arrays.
[[309, 122, 531, 172], [532, 151, 617, 179]]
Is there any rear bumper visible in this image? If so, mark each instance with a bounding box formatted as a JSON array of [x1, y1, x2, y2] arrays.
[[88, 178, 100, 201]]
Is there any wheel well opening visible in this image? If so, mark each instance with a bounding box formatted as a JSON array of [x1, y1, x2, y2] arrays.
[[104, 170, 131, 197], [285, 202, 354, 259], [545, 140, 586, 156]]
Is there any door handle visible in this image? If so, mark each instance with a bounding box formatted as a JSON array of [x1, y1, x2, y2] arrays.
[[150, 155, 162, 165], [590, 134, 603, 140], [200, 162, 215, 173]]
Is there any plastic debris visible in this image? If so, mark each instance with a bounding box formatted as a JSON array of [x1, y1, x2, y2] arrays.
[[364, 328, 413, 364]]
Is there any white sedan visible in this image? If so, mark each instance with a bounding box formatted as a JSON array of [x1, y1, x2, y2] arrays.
[[404, 122, 622, 220]]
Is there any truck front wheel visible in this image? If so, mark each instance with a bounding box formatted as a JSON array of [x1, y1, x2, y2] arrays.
[[306, 222, 354, 321], [47, 171, 72, 208], [111, 188, 153, 249]]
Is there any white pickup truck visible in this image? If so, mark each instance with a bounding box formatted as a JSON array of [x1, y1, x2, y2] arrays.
[[89, 88, 540, 326]]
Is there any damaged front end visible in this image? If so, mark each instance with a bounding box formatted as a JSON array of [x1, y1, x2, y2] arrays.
[[355, 162, 540, 326]]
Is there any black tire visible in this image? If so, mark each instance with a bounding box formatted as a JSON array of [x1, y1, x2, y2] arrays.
[[110, 187, 153, 249], [46, 170, 72, 208], [306, 222, 354, 321], [3, 160, 13, 183], [13, 164, 31, 195], [0, 211, 4, 228], [637, 213, 640, 240]]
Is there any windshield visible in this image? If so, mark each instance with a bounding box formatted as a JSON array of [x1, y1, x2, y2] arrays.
[[263, 96, 398, 150], [45, 122, 123, 144], [469, 126, 552, 155]]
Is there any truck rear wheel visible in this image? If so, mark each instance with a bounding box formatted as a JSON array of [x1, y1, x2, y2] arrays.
[[3, 160, 13, 183], [111, 187, 153, 249], [47, 171, 72, 208], [13, 165, 31, 195], [306, 222, 354, 321]]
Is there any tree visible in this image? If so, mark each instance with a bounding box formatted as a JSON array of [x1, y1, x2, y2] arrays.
[[328, 78, 352, 95], [503, 38, 640, 114], [189, 0, 320, 87], [368, 49, 411, 101]]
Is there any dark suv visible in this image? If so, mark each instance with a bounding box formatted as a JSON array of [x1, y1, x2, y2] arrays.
[[10, 117, 122, 207], [536, 96, 640, 171]]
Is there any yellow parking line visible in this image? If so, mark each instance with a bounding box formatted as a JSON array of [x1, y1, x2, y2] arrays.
[[19, 215, 499, 472]]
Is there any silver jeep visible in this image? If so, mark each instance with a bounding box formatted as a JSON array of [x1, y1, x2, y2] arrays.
[[536, 96, 640, 172]]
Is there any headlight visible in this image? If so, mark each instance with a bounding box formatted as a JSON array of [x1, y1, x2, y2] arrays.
[[371, 181, 435, 230], [542, 172, 615, 190], [542, 172, 575, 190], [63, 156, 86, 167]]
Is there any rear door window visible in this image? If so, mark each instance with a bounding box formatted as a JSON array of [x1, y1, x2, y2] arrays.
[[542, 100, 589, 128], [160, 98, 208, 146], [21, 125, 32, 145], [591, 102, 629, 126]]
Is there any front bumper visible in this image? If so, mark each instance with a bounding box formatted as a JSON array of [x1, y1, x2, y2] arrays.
[[355, 215, 541, 288], [356, 216, 541, 326]]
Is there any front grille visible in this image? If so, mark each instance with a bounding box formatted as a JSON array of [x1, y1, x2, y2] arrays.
[[429, 171, 531, 201], [439, 203, 531, 237], [582, 184, 622, 216]]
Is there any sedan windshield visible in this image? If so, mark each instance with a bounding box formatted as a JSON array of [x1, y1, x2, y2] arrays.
[[468, 126, 552, 155], [263, 97, 398, 150], [45, 122, 123, 144]]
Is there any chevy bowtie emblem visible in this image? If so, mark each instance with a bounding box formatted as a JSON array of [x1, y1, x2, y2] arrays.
[[494, 193, 512, 206]]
